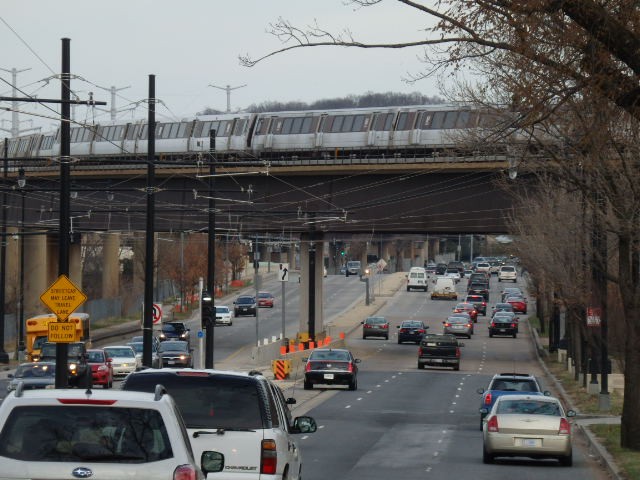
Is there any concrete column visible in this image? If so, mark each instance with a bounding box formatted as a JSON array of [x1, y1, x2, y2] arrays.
[[327, 241, 337, 274], [423, 240, 430, 265], [24, 233, 48, 317], [298, 233, 324, 342], [102, 233, 120, 298], [132, 232, 145, 299]]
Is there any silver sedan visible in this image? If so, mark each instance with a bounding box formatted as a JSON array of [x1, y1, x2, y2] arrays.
[[443, 314, 473, 338], [481, 394, 575, 466]]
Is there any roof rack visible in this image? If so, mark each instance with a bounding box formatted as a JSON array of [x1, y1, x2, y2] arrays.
[[154, 384, 168, 401], [498, 372, 531, 377]]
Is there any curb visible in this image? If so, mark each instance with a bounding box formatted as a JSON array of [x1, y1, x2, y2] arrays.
[[530, 322, 623, 479]]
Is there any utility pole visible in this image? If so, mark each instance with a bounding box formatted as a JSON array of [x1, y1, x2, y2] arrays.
[[95, 84, 131, 122], [0, 67, 39, 137], [208, 83, 247, 113], [205, 129, 216, 369]]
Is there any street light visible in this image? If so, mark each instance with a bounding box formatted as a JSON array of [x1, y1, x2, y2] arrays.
[[17, 168, 26, 361]]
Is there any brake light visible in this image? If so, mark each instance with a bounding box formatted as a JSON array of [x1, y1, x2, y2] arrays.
[[511, 323, 517, 328], [484, 392, 492, 405], [173, 465, 197, 480], [261, 439, 278, 474], [399, 328, 407, 333], [305, 362, 312, 372], [559, 418, 571, 435], [466, 324, 471, 328], [418, 329, 425, 334], [347, 362, 354, 373], [444, 323, 451, 327], [455, 347, 461, 358], [418, 347, 423, 355], [57, 399, 117, 405], [487, 415, 499, 432], [382, 324, 388, 329]]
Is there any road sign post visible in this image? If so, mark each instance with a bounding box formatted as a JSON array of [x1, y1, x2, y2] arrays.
[[40, 274, 87, 322], [279, 263, 289, 345]]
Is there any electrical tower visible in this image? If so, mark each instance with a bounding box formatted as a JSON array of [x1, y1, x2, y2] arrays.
[[0, 67, 39, 137], [208, 83, 247, 113]]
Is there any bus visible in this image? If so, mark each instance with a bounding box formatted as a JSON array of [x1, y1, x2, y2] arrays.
[[25, 313, 91, 361]]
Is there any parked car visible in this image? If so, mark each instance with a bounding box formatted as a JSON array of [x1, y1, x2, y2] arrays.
[[158, 321, 191, 344], [0, 387, 222, 479], [489, 316, 518, 338], [498, 265, 518, 282], [361, 316, 390, 340], [86, 349, 114, 388], [257, 291, 275, 308], [103, 345, 140, 377], [303, 348, 360, 390], [397, 320, 429, 344], [215, 305, 233, 325], [443, 315, 474, 338], [482, 394, 575, 466], [158, 340, 193, 368], [477, 372, 550, 430], [417, 334, 463, 370], [6, 362, 56, 392], [233, 295, 257, 317], [121, 368, 317, 479]]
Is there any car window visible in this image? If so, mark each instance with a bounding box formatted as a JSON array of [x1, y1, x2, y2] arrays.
[[447, 317, 467, 324], [497, 400, 559, 415], [87, 351, 105, 363], [216, 306, 230, 313], [366, 317, 386, 325], [159, 342, 188, 352], [104, 348, 135, 358], [0, 405, 173, 462], [310, 350, 351, 361], [122, 374, 265, 430]]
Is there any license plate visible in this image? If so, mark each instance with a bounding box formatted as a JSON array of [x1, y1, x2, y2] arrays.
[[431, 359, 443, 363], [168, 360, 175, 365], [499, 329, 506, 332], [323, 373, 334, 380], [452, 325, 463, 329], [519, 438, 542, 447]]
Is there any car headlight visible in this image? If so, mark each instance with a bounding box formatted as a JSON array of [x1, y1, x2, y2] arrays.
[[179, 355, 187, 360], [98, 365, 108, 372], [69, 363, 77, 371]]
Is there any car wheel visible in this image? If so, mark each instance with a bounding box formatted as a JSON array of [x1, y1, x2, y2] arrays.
[[559, 451, 573, 467], [303, 380, 312, 390], [348, 377, 357, 391], [482, 445, 494, 464], [363, 335, 367, 340], [513, 333, 517, 338], [398, 339, 402, 344], [407, 287, 410, 292], [229, 321, 233, 326], [453, 364, 460, 371], [385, 335, 389, 340], [489, 332, 494, 338]]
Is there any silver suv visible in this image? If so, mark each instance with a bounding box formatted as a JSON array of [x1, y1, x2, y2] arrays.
[[0, 383, 224, 479], [121, 368, 317, 479]]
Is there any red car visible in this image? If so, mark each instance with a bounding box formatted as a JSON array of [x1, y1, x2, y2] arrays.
[[453, 302, 479, 322], [87, 348, 114, 389], [505, 295, 528, 314], [257, 291, 275, 308]]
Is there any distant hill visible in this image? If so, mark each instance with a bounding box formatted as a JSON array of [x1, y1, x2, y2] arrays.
[[198, 91, 445, 115]]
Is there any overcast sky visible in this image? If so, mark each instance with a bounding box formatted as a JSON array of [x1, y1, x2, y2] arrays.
[[1, 0, 441, 132]]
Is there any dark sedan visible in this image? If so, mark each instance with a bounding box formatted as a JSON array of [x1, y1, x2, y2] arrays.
[[233, 295, 257, 317], [489, 316, 518, 338], [491, 303, 515, 317], [361, 316, 390, 340], [303, 348, 360, 390], [158, 340, 193, 368], [397, 320, 429, 344]]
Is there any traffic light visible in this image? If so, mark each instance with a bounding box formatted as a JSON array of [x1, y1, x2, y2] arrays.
[[201, 292, 213, 329], [340, 250, 345, 256]]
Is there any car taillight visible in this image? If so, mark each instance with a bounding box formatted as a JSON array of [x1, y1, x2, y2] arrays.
[[559, 418, 571, 435], [347, 362, 354, 372], [261, 439, 278, 474], [455, 347, 461, 358], [382, 324, 388, 329], [511, 323, 517, 328], [418, 347, 423, 355], [305, 362, 312, 372], [490, 323, 496, 328], [466, 324, 471, 328], [444, 323, 451, 327], [486, 415, 499, 432], [173, 465, 197, 480], [399, 328, 407, 333], [418, 329, 425, 334], [484, 392, 492, 405]]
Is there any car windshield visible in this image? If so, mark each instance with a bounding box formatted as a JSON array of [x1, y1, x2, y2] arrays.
[[215, 306, 230, 314], [447, 317, 468, 324], [366, 317, 386, 325], [497, 400, 560, 416], [104, 347, 135, 358], [491, 379, 539, 391], [236, 297, 254, 304], [128, 343, 144, 354], [87, 351, 106, 363], [15, 363, 55, 378], [162, 323, 185, 333], [0, 405, 172, 462], [402, 321, 423, 328]]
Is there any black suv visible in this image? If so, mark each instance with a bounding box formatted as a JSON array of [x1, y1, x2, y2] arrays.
[[39, 341, 91, 388], [233, 295, 256, 316], [158, 321, 190, 344]]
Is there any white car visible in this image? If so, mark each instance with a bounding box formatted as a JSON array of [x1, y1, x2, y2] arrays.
[[475, 262, 491, 273], [0, 386, 224, 479], [215, 305, 232, 326], [103, 345, 140, 377], [121, 368, 318, 480], [498, 265, 518, 282], [445, 269, 461, 283]]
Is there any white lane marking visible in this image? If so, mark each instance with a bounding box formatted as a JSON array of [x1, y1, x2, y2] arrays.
[[367, 390, 373, 394], [345, 405, 351, 409], [357, 397, 363, 401]]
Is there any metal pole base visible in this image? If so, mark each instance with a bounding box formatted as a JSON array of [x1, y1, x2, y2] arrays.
[[598, 393, 611, 412]]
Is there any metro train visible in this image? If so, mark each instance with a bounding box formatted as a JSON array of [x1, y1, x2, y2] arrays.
[[2, 104, 507, 162]]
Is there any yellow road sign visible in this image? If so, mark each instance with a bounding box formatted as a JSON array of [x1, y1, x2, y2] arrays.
[[48, 322, 76, 342], [40, 275, 87, 321]]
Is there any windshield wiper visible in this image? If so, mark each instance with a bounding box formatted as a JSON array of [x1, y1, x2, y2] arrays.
[[193, 427, 256, 437]]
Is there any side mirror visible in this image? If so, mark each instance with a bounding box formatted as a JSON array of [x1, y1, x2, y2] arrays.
[[566, 410, 576, 417], [543, 390, 551, 396], [479, 407, 489, 415], [477, 387, 485, 394], [8, 373, 14, 379], [458, 342, 465, 347], [354, 358, 362, 363], [201, 451, 224, 474], [286, 397, 297, 405], [292, 415, 318, 434]]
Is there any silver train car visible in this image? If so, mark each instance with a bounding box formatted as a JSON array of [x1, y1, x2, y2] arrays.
[[2, 104, 504, 162]]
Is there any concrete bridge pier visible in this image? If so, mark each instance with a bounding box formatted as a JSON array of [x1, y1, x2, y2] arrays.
[[102, 233, 120, 299], [298, 232, 324, 343]]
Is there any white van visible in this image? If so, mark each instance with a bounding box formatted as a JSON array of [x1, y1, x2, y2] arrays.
[[431, 277, 458, 300], [407, 267, 428, 291]]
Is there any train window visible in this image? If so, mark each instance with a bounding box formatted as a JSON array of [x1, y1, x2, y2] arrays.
[[41, 135, 55, 150], [177, 123, 188, 138], [70, 128, 80, 143], [330, 116, 344, 133], [291, 117, 304, 134], [218, 121, 231, 136], [18, 138, 29, 152], [373, 113, 394, 131], [255, 118, 270, 135], [341, 115, 354, 132], [418, 112, 434, 129], [113, 125, 124, 141], [167, 123, 179, 138], [281, 118, 294, 135], [233, 119, 247, 135], [139, 124, 148, 140], [308, 117, 320, 133], [396, 112, 417, 131], [430, 112, 446, 129], [442, 111, 459, 129], [321, 116, 333, 133], [455, 111, 471, 128], [271, 119, 283, 134], [82, 127, 95, 142]]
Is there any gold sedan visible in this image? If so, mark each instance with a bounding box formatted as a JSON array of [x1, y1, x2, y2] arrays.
[[481, 394, 576, 466]]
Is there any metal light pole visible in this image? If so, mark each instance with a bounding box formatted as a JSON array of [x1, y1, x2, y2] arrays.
[[0, 139, 10, 363], [17, 169, 26, 361]]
